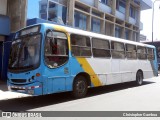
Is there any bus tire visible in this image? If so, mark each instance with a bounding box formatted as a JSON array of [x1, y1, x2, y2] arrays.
[[72, 76, 88, 98], [136, 71, 143, 86]]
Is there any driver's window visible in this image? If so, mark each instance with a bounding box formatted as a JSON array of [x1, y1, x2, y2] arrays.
[[45, 30, 68, 68]]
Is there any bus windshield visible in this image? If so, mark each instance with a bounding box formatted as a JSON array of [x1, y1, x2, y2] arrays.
[[8, 34, 41, 72]]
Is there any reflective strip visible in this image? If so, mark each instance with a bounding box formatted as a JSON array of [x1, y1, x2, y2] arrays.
[[11, 86, 25, 90], [11, 85, 41, 90], [28, 85, 42, 89], [34, 86, 40, 88]]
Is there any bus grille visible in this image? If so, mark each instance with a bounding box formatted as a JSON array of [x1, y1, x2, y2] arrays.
[[11, 79, 26, 83]]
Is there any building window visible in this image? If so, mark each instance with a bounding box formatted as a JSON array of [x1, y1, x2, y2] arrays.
[[47, 1, 67, 24], [130, 5, 138, 19], [125, 29, 129, 40], [71, 34, 91, 57], [130, 5, 135, 18], [132, 32, 139, 41], [74, 11, 87, 30], [91, 18, 100, 33], [115, 26, 121, 38], [100, 0, 108, 5], [116, 0, 126, 14], [132, 32, 136, 41], [92, 11, 101, 17], [92, 38, 111, 58]]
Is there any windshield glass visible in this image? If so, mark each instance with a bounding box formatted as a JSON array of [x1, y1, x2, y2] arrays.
[[9, 34, 41, 71]]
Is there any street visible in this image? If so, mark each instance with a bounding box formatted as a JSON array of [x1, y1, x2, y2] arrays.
[[0, 75, 160, 112]]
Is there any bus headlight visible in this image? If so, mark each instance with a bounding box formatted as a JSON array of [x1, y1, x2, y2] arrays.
[[28, 79, 32, 82]]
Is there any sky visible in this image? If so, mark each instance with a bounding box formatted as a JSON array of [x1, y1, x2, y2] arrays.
[[27, 0, 40, 19], [140, 0, 160, 41]]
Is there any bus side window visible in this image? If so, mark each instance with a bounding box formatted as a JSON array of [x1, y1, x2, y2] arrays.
[[137, 46, 147, 60], [157, 47, 160, 58], [71, 34, 91, 57], [147, 48, 155, 60], [111, 41, 125, 59], [45, 37, 52, 54], [45, 31, 68, 68], [92, 38, 111, 58], [126, 44, 137, 59]]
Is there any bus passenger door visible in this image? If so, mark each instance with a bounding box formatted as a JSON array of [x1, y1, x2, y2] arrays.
[[46, 64, 70, 94], [44, 30, 70, 94]]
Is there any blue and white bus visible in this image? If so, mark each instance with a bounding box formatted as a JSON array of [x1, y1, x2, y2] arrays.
[[141, 41, 160, 71], [7, 23, 158, 98]]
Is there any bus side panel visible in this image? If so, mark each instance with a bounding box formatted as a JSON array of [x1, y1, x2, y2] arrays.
[[142, 61, 153, 79], [136, 60, 156, 79], [87, 58, 111, 86], [120, 59, 137, 82], [43, 63, 70, 94], [62, 57, 88, 91], [71, 57, 102, 87]]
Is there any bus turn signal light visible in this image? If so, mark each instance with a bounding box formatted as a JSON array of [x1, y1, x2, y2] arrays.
[[36, 73, 41, 77]]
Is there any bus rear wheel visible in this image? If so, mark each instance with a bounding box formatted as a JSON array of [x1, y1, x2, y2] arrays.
[[136, 71, 143, 86], [72, 76, 88, 98]]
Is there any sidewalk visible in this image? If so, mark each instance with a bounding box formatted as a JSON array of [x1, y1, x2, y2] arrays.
[[0, 80, 29, 100]]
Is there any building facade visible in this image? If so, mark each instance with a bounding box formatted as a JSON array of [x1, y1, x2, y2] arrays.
[[0, 0, 27, 36], [0, 0, 27, 80], [36, 0, 152, 42], [140, 34, 147, 41]]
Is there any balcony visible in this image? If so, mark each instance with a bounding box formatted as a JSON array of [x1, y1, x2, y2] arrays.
[[99, 3, 111, 14], [115, 11, 125, 21], [79, 0, 94, 7], [134, 0, 152, 10]]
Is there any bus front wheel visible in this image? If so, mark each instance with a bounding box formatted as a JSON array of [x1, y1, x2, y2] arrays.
[[72, 76, 88, 98], [136, 71, 143, 86]]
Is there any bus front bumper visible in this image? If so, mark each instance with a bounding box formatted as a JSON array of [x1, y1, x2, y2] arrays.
[[7, 82, 43, 96]]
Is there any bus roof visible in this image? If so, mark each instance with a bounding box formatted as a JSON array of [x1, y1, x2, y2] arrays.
[[27, 23, 156, 49]]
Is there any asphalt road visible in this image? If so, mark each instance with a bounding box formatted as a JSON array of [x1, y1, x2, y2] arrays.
[[0, 76, 160, 112]]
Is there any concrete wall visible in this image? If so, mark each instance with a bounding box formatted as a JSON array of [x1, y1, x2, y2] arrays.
[[0, 0, 7, 15], [7, 0, 27, 32]]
